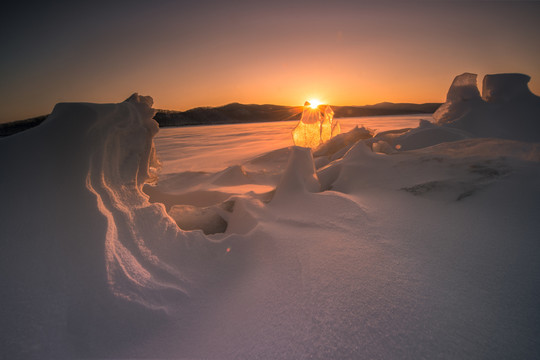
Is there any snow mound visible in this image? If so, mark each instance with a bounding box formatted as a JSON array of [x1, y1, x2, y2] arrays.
[[211, 164, 251, 185], [382, 119, 471, 151], [272, 146, 320, 203], [371, 140, 395, 154], [0, 94, 224, 357], [313, 125, 373, 157]]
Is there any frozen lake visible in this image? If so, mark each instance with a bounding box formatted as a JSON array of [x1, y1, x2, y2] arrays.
[[3, 95, 540, 359], [154, 114, 428, 173]]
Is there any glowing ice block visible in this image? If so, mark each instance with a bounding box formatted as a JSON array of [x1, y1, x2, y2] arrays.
[[320, 105, 334, 143], [292, 103, 340, 148]]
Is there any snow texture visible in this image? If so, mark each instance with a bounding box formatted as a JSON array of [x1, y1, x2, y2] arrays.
[[1, 79, 540, 358], [0, 94, 226, 358]]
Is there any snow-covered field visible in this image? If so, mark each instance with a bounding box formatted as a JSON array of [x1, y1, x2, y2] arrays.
[[1, 74, 540, 359], [154, 115, 421, 173]]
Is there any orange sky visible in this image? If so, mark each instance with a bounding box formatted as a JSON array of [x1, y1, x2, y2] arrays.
[[1, 1, 540, 122]]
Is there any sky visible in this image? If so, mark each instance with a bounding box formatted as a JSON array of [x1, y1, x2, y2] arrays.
[[1, 0, 540, 122]]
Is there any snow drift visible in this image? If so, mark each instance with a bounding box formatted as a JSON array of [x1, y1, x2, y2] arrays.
[[1, 83, 540, 359], [0, 94, 226, 357]]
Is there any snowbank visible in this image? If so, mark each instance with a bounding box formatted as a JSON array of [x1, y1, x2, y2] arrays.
[[373, 119, 471, 152], [0, 94, 226, 357], [2, 87, 540, 359]]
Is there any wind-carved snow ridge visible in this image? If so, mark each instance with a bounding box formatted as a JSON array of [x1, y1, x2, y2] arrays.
[[272, 146, 320, 204], [0, 93, 228, 357], [84, 94, 196, 310]]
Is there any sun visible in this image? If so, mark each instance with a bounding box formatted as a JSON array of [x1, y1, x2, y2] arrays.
[[307, 99, 322, 109]]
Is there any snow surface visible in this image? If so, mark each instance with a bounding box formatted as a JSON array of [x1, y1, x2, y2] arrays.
[[1, 90, 540, 359]]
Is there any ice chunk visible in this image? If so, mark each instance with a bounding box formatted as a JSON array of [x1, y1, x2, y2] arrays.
[[331, 118, 341, 138], [482, 73, 534, 102], [300, 101, 321, 124], [320, 105, 335, 143], [446, 72, 482, 102], [292, 102, 340, 148], [433, 72, 540, 142], [433, 73, 484, 125], [292, 102, 322, 148]]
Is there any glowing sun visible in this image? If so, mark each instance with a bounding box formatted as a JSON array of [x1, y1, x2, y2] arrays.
[[307, 99, 322, 109]]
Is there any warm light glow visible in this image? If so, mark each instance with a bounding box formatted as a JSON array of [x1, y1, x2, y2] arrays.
[[292, 104, 340, 148], [308, 99, 322, 109]]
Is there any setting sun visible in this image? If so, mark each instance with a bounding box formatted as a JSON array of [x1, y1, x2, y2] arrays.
[[308, 99, 322, 109]]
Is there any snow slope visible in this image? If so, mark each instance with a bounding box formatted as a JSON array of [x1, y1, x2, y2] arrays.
[[1, 89, 539, 359], [0, 95, 229, 357]]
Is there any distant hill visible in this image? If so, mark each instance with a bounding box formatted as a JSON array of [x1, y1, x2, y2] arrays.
[[0, 115, 48, 137], [332, 102, 442, 118], [154, 103, 304, 127], [155, 102, 441, 127], [0, 102, 441, 136]]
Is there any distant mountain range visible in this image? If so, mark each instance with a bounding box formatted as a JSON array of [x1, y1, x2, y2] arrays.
[[155, 102, 441, 127], [0, 102, 441, 136]]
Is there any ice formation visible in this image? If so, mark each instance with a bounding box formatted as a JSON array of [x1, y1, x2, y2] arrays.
[[320, 105, 340, 142], [433, 72, 540, 142], [366, 72, 540, 153], [292, 102, 340, 148], [482, 73, 535, 102]]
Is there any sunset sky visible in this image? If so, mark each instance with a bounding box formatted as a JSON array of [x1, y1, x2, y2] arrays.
[[1, 0, 539, 123]]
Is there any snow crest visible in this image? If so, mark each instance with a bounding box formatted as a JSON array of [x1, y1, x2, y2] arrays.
[[0, 94, 221, 357], [83, 94, 196, 309]]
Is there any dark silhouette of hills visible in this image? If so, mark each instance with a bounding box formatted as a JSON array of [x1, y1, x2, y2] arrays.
[[0, 115, 48, 137], [0, 102, 441, 136], [333, 102, 441, 118], [154, 103, 304, 127], [154, 102, 441, 127]]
